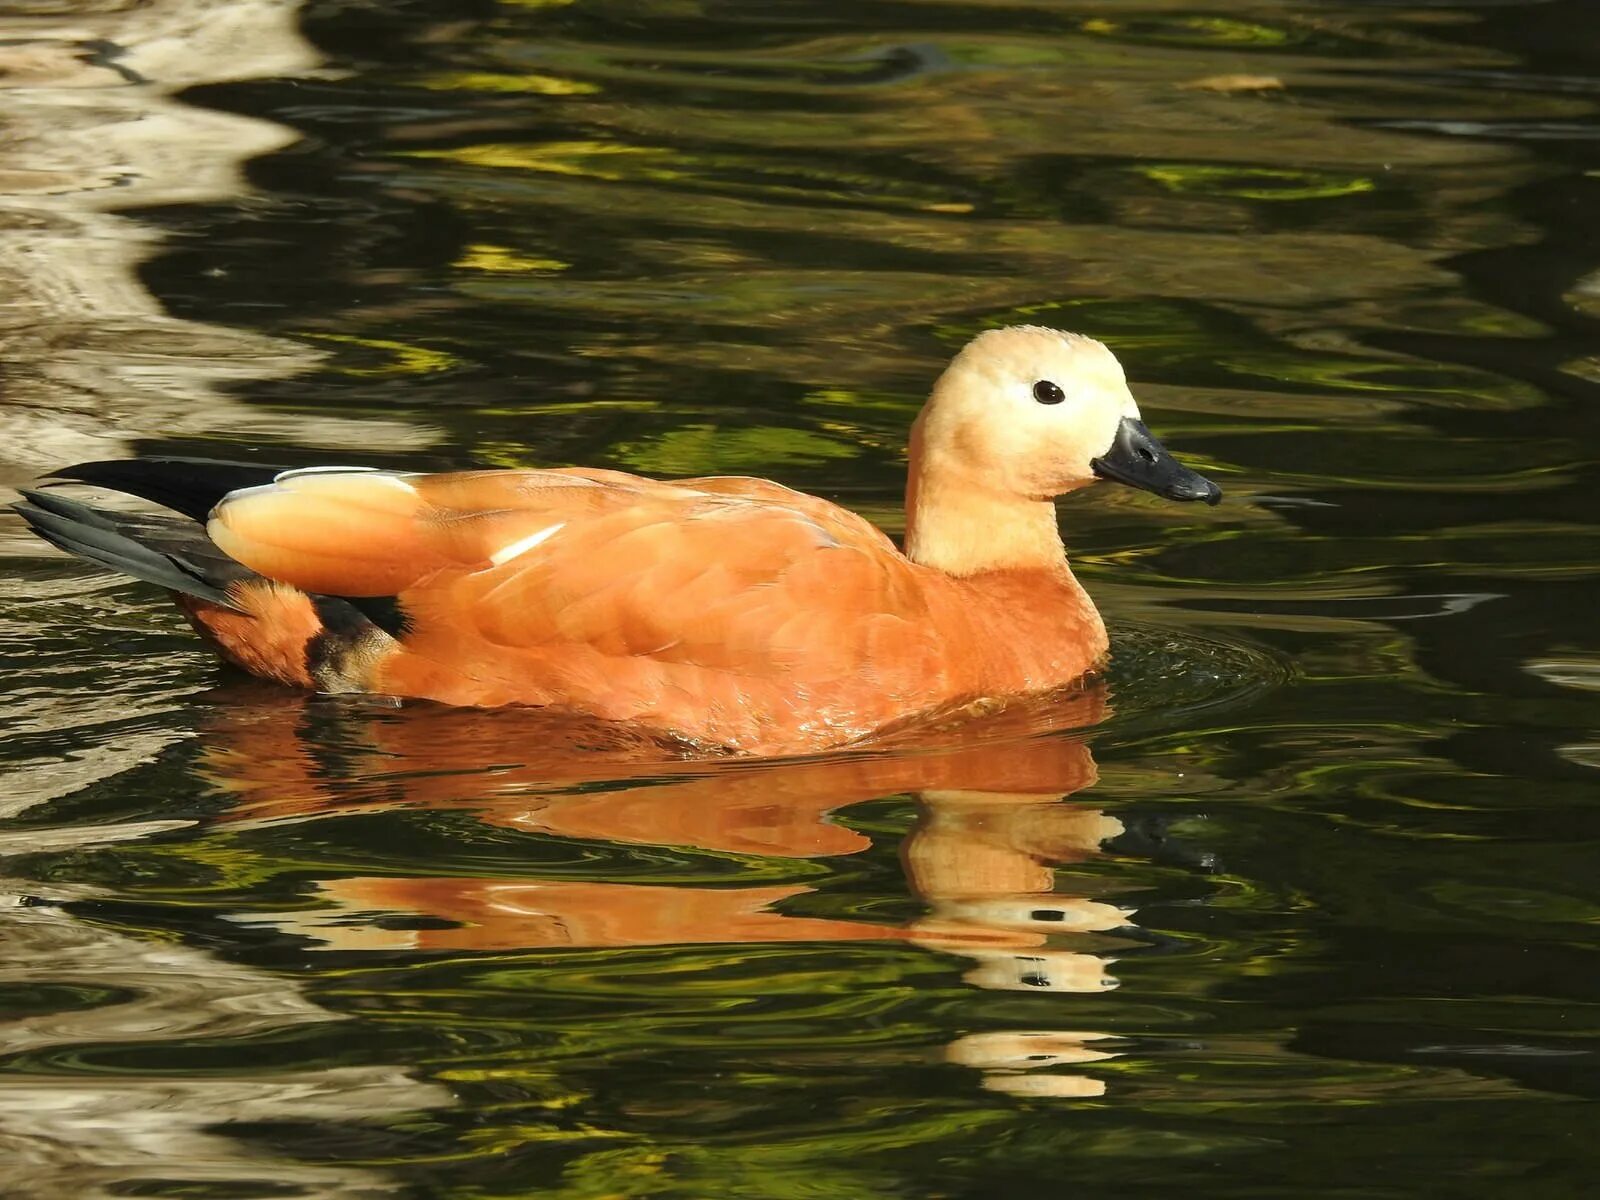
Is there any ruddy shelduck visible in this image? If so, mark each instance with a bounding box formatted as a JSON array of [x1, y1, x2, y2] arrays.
[[13, 326, 1220, 754]]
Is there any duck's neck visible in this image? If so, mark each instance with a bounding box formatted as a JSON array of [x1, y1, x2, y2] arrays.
[[904, 463, 1070, 578]]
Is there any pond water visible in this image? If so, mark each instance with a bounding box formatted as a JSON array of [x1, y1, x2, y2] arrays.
[[1, 0, 1598, 1195]]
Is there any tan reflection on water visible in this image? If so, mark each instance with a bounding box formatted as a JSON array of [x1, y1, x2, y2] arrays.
[[0, 890, 451, 1200], [0, 4, 451, 1195], [0, 0, 435, 485], [209, 686, 1133, 1099], [0, 0, 442, 819]]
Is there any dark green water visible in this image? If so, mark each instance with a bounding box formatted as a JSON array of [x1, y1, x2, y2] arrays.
[[1, 0, 1598, 1196]]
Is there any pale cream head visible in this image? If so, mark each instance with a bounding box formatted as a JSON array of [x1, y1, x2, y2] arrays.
[[905, 325, 1217, 577], [913, 326, 1142, 500]]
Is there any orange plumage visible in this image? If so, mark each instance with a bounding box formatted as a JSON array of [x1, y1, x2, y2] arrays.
[[13, 326, 1219, 756]]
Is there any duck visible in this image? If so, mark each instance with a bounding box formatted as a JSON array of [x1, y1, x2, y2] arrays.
[[12, 325, 1220, 755]]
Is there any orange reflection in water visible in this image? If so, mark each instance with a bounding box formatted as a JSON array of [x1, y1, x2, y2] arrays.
[[204, 684, 1132, 1097]]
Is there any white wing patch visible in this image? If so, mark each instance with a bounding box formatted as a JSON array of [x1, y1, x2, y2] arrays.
[[489, 522, 566, 566], [274, 466, 417, 493]]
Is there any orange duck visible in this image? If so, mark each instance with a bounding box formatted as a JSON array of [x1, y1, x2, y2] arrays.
[[13, 326, 1219, 754]]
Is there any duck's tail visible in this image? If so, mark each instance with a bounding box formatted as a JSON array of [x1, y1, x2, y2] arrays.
[[12, 484, 255, 610], [12, 459, 400, 693], [46, 457, 284, 522], [12, 457, 294, 606]]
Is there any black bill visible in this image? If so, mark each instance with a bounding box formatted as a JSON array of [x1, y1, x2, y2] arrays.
[[1091, 417, 1222, 505]]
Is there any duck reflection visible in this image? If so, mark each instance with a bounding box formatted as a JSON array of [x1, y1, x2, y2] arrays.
[[204, 683, 1142, 1098]]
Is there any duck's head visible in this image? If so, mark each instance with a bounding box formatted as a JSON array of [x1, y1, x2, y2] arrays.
[[914, 325, 1221, 506]]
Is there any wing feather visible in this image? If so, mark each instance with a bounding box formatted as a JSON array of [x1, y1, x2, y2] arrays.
[[204, 464, 963, 743]]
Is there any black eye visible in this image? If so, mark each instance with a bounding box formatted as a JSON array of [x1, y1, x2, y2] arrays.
[[1032, 380, 1065, 405]]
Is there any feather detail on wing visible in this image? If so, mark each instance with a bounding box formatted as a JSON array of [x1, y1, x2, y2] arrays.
[[208, 469, 647, 596], [209, 471, 906, 654]]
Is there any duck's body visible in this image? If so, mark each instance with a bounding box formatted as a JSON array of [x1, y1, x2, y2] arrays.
[[13, 327, 1219, 755]]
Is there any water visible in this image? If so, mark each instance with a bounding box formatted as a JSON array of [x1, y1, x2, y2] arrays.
[[0, 0, 1597, 1195]]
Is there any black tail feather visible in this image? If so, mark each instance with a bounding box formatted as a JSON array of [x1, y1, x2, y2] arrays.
[[13, 489, 249, 610], [47, 457, 287, 522]]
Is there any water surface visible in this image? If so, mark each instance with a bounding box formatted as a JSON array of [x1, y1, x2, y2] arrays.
[[1, 0, 1598, 1196]]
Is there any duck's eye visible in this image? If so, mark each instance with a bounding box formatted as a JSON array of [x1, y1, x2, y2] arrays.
[[1032, 379, 1065, 405]]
